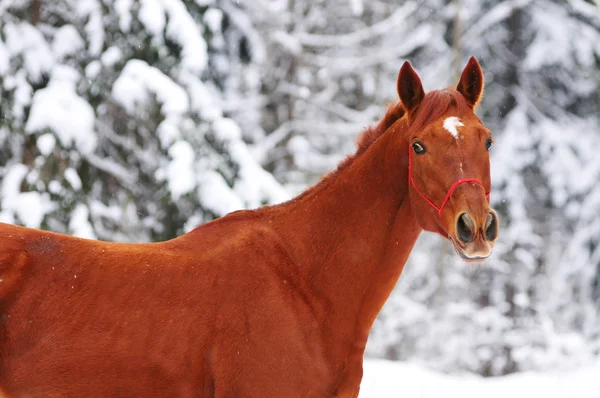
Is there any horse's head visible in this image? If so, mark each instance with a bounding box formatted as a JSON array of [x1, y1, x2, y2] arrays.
[[397, 57, 498, 262]]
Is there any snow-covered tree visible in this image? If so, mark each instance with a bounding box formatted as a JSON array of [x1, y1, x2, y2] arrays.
[[0, 0, 287, 242]]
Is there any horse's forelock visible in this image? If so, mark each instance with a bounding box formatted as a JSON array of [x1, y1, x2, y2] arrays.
[[411, 89, 471, 133]]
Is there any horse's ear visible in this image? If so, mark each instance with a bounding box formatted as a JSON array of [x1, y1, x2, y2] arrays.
[[397, 61, 425, 112], [457, 56, 484, 109]]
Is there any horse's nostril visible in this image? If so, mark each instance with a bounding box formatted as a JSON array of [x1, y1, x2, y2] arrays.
[[456, 213, 474, 244], [485, 212, 498, 241]]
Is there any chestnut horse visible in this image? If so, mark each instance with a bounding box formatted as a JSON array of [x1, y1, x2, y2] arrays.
[[0, 57, 498, 397]]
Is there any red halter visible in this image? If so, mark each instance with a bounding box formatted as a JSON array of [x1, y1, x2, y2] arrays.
[[408, 145, 490, 216]]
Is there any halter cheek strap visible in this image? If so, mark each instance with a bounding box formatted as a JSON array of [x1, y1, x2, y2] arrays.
[[408, 146, 490, 216]]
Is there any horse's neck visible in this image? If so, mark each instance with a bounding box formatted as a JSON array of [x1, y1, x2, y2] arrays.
[[271, 128, 422, 349]]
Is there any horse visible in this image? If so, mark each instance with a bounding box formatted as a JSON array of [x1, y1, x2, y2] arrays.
[[0, 57, 498, 397]]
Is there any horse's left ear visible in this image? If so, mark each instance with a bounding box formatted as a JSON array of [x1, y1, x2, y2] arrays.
[[457, 56, 484, 109], [397, 61, 425, 112]]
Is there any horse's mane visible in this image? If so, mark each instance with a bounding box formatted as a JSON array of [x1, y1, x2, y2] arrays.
[[281, 102, 406, 205], [338, 101, 406, 170]]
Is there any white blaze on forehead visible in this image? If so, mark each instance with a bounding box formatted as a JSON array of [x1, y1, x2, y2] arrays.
[[443, 116, 464, 138]]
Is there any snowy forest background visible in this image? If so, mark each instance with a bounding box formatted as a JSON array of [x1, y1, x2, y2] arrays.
[[0, 0, 599, 378]]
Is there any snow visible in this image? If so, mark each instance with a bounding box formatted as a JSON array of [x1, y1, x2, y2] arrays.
[[114, 0, 133, 32], [0, 38, 9, 76], [25, 65, 97, 154], [101, 46, 123, 67], [213, 118, 242, 141], [1, 164, 28, 201], [272, 31, 302, 55], [52, 25, 85, 60], [463, 0, 532, 39], [360, 359, 600, 398], [69, 204, 96, 239], [0, 164, 54, 228], [523, 3, 600, 72], [4, 71, 33, 120], [212, 118, 290, 207], [197, 171, 244, 216], [78, 0, 104, 56], [64, 168, 82, 191], [112, 59, 189, 116], [167, 140, 196, 200], [350, 0, 364, 16], [220, 2, 266, 63], [112, 59, 189, 147], [11, 192, 53, 229], [162, 0, 208, 73], [85, 60, 101, 79], [36, 133, 56, 156], [203, 8, 223, 33], [48, 180, 62, 195], [287, 135, 311, 155], [139, 0, 208, 73], [443, 117, 464, 139], [139, 0, 165, 37], [85, 153, 137, 187], [3, 22, 54, 83], [182, 76, 222, 121]]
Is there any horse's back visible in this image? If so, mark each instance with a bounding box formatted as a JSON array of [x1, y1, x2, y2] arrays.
[[0, 222, 220, 396], [0, 222, 179, 302]]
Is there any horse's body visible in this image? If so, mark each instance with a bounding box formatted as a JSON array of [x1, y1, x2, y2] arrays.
[[0, 58, 498, 397], [0, 215, 336, 396]]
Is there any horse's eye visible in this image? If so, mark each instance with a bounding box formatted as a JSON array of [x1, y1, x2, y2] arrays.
[[485, 138, 493, 151], [412, 141, 426, 155]]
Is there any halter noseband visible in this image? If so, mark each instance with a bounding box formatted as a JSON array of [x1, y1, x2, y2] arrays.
[[408, 145, 490, 216]]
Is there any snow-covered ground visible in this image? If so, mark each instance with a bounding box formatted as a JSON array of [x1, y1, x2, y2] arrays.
[[360, 359, 600, 398]]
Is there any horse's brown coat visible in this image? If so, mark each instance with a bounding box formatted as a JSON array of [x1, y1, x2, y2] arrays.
[[0, 58, 496, 397]]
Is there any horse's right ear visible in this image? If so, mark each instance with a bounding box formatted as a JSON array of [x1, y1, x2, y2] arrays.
[[397, 61, 425, 112], [457, 56, 484, 109]]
